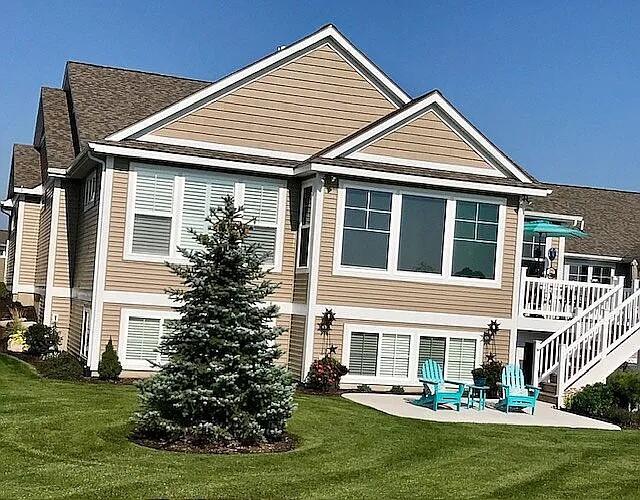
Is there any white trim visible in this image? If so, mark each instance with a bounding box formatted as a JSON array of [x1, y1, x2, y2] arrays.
[[524, 210, 583, 226], [303, 163, 551, 197], [43, 183, 61, 325], [106, 25, 409, 142], [11, 201, 25, 294], [332, 180, 506, 289], [88, 142, 295, 177], [138, 135, 308, 161], [88, 156, 114, 371], [557, 237, 566, 280], [322, 92, 533, 183], [350, 152, 506, 177], [12, 284, 36, 294], [564, 252, 623, 263], [295, 181, 314, 271], [13, 185, 43, 195], [340, 323, 482, 386], [509, 204, 525, 363], [302, 175, 324, 376], [47, 167, 67, 177]]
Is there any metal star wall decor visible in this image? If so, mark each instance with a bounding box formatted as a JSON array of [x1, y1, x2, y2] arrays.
[[318, 308, 336, 336], [326, 344, 338, 355]]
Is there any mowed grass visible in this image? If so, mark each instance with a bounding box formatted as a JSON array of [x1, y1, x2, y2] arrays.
[[0, 354, 639, 499]]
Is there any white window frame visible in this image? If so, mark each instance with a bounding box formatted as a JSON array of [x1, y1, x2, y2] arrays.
[[118, 308, 181, 371], [333, 180, 507, 288], [341, 323, 482, 386], [80, 305, 92, 360], [296, 181, 314, 272], [83, 170, 98, 212], [565, 260, 615, 284], [123, 162, 286, 273]]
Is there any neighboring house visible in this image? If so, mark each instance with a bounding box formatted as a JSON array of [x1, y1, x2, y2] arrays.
[[3, 25, 638, 402], [0, 229, 8, 283]]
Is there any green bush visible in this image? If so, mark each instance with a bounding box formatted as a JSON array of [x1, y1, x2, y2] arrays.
[[480, 360, 503, 398], [602, 406, 640, 429], [305, 356, 349, 392], [356, 384, 372, 393], [607, 370, 640, 410], [98, 339, 122, 381], [24, 323, 60, 356], [389, 385, 405, 394], [38, 352, 84, 380], [565, 383, 615, 418]]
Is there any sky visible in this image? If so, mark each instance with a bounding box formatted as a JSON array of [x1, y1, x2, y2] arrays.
[[2, 0, 640, 225]]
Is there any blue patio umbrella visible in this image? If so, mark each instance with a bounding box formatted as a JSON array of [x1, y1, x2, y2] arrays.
[[523, 220, 588, 277]]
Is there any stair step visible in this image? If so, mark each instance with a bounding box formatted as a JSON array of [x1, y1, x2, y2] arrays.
[[539, 391, 557, 405]]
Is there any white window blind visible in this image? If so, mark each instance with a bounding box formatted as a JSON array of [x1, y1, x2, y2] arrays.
[[417, 336, 446, 377], [446, 338, 476, 382], [379, 333, 410, 378], [348, 332, 379, 376], [244, 181, 280, 266], [126, 317, 162, 363], [132, 167, 174, 256]]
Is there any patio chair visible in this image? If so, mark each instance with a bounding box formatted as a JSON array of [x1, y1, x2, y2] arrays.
[[413, 359, 466, 411], [496, 364, 541, 414]]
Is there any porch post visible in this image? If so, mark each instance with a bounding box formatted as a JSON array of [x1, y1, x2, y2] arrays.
[[518, 267, 528, 316], [532, 340, 541, 388], [557, 344, 567, 408]]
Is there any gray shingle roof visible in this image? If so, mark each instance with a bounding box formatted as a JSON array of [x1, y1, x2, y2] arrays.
[[40, 87, 75, 169], [529, 183, 640, 260], [64, 62, 210, 148], [10, 144, 41, 192]]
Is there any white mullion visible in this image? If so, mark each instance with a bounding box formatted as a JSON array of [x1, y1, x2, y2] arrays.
[[375, 332, 383, 377], [442, 199, 456, 279], [388, 191, 402, 273], [172, 175, 185, 258]]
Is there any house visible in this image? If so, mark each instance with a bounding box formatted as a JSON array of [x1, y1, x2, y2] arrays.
[[4, 25, 638, 402]]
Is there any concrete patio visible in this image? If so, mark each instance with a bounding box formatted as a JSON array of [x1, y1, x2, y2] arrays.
[[343, 393, 620, 431]]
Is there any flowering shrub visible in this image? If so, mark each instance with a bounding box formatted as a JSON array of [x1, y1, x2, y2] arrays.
[[305, 356, 348, 392]]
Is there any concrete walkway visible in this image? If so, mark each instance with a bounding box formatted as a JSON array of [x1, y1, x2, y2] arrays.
[[343, 393, 620, 431]]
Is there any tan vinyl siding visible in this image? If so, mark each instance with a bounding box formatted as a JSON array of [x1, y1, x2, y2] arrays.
[[53, 187, 71, 287], [316, 189, 519, 318], [74, 180, 99, 292], [51, 296, 71, 350], [150, 44, 396, 155], [292, 272, 309, 304], [360, 110, 495, 170], [68, 298, 88, 357], [275, 314, 291, 367], [105, 160, 296, 302], [19, 202, 41, 286], [35, 186, 53, 287], [288, 314, 306, 380]]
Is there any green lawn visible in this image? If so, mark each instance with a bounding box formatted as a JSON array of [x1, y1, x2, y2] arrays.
[[1, 354, 639, 499]]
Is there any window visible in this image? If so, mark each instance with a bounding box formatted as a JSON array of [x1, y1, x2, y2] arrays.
[[417, 336, 446, 377], [591, 266, 613, 284], [244, 181, 280, 266], [398, 195, 446, 273], [568, 264, 589, 282], [522, 231, 539, 260], [83, 170, 98, 211], [452, 201, 499, 279], [341, 188, 392, 269], [0, 243, 6, 257], [446, 338, 476, 382], [80, 307, 91, 360], [379, 333, 411, 378], [348, 332, 378, 376], [568, 263, 614, 284], [132, 167, 174, 256], [124, 315, 175, 367], [297, 185, 313, 268]]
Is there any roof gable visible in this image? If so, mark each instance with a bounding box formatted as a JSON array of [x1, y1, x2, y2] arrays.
[[9, 144, 41, 196], [320, 91, 534, 183], [106, 25, 410, 147]]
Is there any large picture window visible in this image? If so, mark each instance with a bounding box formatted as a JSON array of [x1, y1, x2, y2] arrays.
[[452, 201, 499, 279], [398, 195, 446, 273], [341, 188, 392, 269]]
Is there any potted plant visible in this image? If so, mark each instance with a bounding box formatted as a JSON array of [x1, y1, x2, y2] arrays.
[[471, 366, 487, 387]]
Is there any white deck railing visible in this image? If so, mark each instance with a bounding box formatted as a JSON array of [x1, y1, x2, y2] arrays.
[[519, 270, 617, 319]]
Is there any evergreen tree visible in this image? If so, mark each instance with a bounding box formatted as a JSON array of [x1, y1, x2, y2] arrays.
[[133, 196, 295, 445], [98, 338, 122, 380]]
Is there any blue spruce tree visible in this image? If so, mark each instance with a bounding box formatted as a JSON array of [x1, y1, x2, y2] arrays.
[[134, 195, 295, 445]]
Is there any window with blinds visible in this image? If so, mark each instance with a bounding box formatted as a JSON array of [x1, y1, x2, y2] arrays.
[[446, 337, 476, 382], [244, 181, 280, 266], [417, 336, 446, 377], [126, 317, 163, 363], [379, 333, 411, 378], [348, 332, 378, 376], [132, 167, 174, 255]]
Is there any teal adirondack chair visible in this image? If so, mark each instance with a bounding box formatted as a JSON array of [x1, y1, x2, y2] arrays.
[[496, 364, 541, 414], [413, 359, 466, 411]]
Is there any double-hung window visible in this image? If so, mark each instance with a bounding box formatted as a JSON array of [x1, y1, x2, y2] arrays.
[[452, 201, 499, 279], [591, 265, 614, 284], [341, 188, 392, 269], [132, 167, 174, 256], [243, 181, 280, 266], [122, 313, 177, 369], [297, 185, 313, 268]]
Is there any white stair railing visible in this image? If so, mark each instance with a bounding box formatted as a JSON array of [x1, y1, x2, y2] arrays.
[[533, 277, 624, 386], [557, 286, 640, 398], [520, 270, 616, 319]]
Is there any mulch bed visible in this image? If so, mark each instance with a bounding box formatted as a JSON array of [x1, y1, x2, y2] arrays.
[[132, 433, 297, 454]]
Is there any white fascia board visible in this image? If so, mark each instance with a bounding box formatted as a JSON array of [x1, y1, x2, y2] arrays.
[[1, 199, 14, 209], [303, 162, 551, 197], [322, 92, 533, 184], [88, 142, 295, 177], [14, 185, 43, 195], [564, 252, 624, 263], [524, 210, 584, 224], [105, 25, 410, 142]]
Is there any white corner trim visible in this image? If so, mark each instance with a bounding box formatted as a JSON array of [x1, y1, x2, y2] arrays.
[[14, 185, 43, 195], [137, 135, 308, 161], [88, 143, 295, 177], [304, 163, 550, 197], [88, 156, 114, 371], [43, 183, 61, 325], [105, 25, 409, 142], [349, 152, 506, 178], [302, 175, 324, 377], [11, 201, 25, 295], [12, 284, 36, 294], [322, 93, 533, 183], [509, 204, 525, 363]]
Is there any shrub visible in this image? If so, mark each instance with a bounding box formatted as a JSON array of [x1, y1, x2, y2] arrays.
[[607, 370, 640, 410], [602, 406, 640, 429], [98, 339, 122, 381], [24, 323, 60, 356], [389, 385, 405, 394], [37, 352, 84, 380], [565, 383, 615, 418], [480, 360, 503, 398], [356, 384, 372, 393], [305, 356, 349, 393]]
